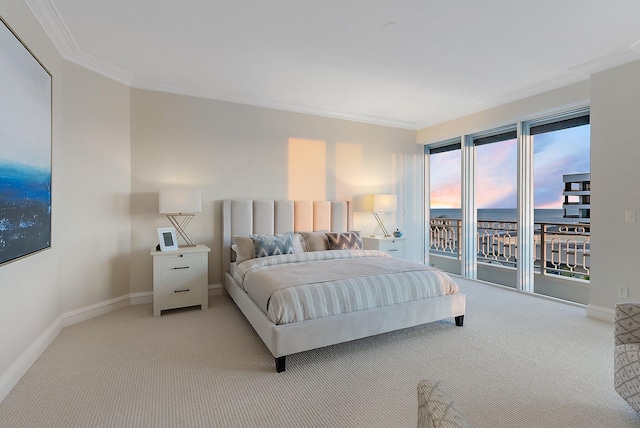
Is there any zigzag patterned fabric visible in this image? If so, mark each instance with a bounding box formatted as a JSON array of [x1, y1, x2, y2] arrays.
[[417, 380, 471, 428], [614, 303, 640, 413], [250, 232, 295, 258], [325, 231, 363, 250]]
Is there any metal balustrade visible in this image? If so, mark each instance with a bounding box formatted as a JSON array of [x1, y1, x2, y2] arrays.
[[429, 218, 590, 281]]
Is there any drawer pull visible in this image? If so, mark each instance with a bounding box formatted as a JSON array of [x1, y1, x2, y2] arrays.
[[388, 249, 398, 252], [174, 289, 190, 293], [173, 266, 190, 270]]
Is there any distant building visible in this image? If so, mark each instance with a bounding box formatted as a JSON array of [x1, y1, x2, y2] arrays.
[[563, 173, 590, 223]]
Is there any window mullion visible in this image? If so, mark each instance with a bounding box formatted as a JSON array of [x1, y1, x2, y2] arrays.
[[461, 135, 477, 279], [424, 151, 431, 266], [517, 122, 534, 292]]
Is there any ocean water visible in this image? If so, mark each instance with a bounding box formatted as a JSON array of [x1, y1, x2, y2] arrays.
[[430, 208, 566, 223], [0, 162, 51, 264]]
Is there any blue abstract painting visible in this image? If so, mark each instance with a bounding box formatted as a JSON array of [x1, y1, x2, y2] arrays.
[[0, 18, 52, 266]]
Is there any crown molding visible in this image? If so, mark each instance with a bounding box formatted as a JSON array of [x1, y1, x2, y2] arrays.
[[25, 0, 134, 85], [26, 0, 418, 130], [132, 79, 419, 130], [24, 0, 415, 129], [21, 0, 640, 132], [416, 46, 640, 130], [568, 45, 640, 75], [415, 73, 589, 130]]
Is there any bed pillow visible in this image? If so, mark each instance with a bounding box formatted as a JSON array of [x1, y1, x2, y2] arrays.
[[300, 231, 329, 251], [292, 233, 306, 253], [325, 231, 363, 250], [251, 232, 295, 258], [232, 235, 255, 264]]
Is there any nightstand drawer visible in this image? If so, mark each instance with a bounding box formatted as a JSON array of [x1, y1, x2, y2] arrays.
[[161, 278, 202, 306], [159, 254, 202, 280], [362, 237, 406, 259], [378, 240, 405, 257]]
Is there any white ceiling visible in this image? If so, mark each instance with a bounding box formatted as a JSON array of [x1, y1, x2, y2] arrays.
[[26, 0, 640, 130]]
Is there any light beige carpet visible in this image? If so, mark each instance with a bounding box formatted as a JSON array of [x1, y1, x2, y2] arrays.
[[0, 278, 638, 427]]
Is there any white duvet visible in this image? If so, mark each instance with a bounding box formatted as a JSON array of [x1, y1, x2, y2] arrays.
[[233, 250, 460, 325]]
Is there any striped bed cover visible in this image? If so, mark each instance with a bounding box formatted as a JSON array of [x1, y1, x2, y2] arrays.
[[232, 250, 460, 325]]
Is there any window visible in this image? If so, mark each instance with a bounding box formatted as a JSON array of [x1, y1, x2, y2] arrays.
[[474, 128, 518, 277], [426, 141, 461, 269], [429, 142, 461, 210], [425, 108, 591, 304], [530, 110, 590, 284]]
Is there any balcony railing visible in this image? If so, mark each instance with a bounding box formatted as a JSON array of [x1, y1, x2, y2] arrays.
[[429, 217, 590, 281]]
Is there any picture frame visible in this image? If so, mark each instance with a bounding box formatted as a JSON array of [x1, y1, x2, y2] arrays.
[[0, 17, 52, 266], [157, 227, 179, 251]]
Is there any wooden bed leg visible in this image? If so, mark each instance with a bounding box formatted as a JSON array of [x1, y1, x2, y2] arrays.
[[455, 315, 464, 326], [275, 356, 286, 373]]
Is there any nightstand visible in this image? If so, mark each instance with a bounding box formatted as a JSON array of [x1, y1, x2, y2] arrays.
[[151, 245, 210, 316], [362, 236, 406, 259]]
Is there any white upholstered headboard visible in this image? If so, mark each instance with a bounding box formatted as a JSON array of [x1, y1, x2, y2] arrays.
[[222, 200, 352, 274]]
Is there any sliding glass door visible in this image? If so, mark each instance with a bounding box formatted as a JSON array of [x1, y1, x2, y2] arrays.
[[530, 111, 591, 302], [473, 128, 518, 285], [426, 141, 461, 273], [425, 108, 591, 303]]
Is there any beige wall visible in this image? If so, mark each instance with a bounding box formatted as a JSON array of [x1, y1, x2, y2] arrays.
[[58, 62, 131, 312], [590, 60, 640, 311], [130, 89, 420, 293], [0, 0, 131, 380]]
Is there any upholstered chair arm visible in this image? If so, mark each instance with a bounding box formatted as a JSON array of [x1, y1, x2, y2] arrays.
[[615, 303, 640, 345]]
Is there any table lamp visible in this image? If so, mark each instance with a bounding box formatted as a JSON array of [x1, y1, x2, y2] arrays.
[[159, 189, 202, 247], [353, 194, 397, 237]]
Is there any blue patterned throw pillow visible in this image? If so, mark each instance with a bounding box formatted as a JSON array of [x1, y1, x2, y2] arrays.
[[250, 232, 295, 258], [325, 231, 363, 250]]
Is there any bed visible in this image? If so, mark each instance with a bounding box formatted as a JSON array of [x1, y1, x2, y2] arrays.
[[222, 199, 465, 372]]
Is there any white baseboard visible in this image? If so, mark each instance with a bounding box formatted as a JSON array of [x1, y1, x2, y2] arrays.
[[61, 294, 132, 328], [586, 303, 614, 323], [0, 283, 223, 403], [130, 291, 153, 306], [0, 313, 64, 403], [0, 294, 131, 403], [209, 283, 223, 296]]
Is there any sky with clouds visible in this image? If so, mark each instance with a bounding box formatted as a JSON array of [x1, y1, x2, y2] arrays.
[[0, 22, 52, 171], [430, 125, 590, 209]]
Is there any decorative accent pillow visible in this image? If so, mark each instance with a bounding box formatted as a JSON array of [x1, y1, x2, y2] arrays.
[[232, 235, 255, 264], [292, 233, 306, 253], [300, 231, 329, 251], [250, 232, 295, 258], [325, 231, 363, 250]]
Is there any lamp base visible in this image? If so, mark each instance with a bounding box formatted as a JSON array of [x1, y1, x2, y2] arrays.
[[372, 212, 391, 237], [166, 214, 197, 247]]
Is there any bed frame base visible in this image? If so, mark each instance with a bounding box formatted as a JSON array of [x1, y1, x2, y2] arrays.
[[225, 271, 466, 373], [273, 315, 464, 372]]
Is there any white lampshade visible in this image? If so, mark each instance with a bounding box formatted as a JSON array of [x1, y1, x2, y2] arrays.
[[159, 189, 202, 214], [353, 194, 397, 213]]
